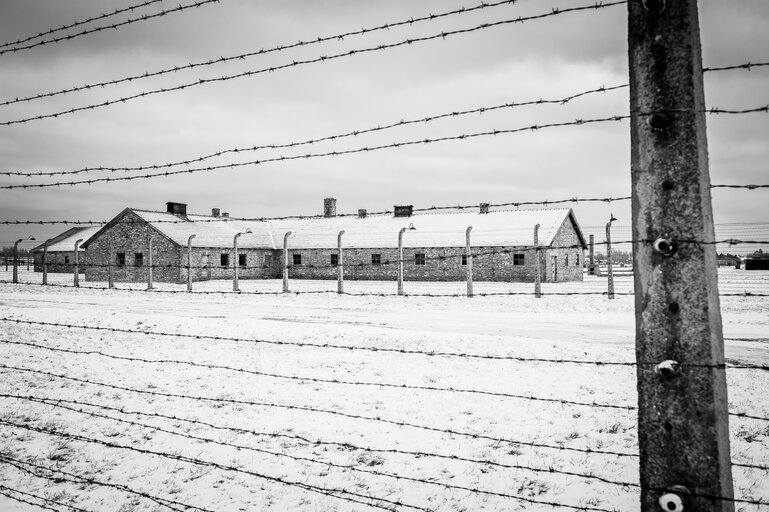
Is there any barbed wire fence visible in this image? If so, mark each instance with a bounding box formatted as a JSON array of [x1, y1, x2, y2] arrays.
[[0, 1, 768, 512]]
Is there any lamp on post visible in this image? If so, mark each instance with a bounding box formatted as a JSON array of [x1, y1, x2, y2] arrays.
[[397, 223, 416, 296], [606, 214, 617, 299], [187, 234, 196, 292], [233, 228, 252, 292], [73, 238, 84, 287], [12, 236, 35, 284]]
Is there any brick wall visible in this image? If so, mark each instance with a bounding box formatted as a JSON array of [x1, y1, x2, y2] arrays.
[[541, 219, 585, 282], [33, 252, 78, 273], [84, 211, 183, 283], [181, 248, 275, 282]]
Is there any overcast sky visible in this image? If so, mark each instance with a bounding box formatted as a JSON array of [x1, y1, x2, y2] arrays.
[[0, 0, 767, 253]]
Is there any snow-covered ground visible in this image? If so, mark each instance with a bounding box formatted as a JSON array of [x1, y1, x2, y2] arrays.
[[0, 269, 767, 511]]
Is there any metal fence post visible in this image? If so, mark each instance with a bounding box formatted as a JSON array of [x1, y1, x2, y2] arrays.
[[337, 230, 344, 294], [606, 216, 616, 299], [465, 226, 473, 298], [282, 232, 292, 293], [187, 234, 196, 292], [628, 1, 734, 510], [73, 239, 84, 288], [147, 238, 154, 290], [534, 224, 541, 298]]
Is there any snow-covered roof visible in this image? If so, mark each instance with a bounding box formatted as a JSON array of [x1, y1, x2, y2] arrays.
[[131, 210, 276, 249], [32, 226, 102, 253], [269, 208, 580, 249]]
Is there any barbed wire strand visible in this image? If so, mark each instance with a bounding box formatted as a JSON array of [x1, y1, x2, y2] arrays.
[[703, 61, 769, 72], [0, 2, 626, 127], [0, 342, 637, 410], [0, 0, 518, 107], [0, 0, 221, 56], [0, 185, 765, 222], [2, 84, 629, 178], [4, 104, 767, 188], [0, 484, 90, 512], [0, 418, 422, 512], [0, 0, 164, 50], [0, 488, 60, 512], [2, 394, 639, 504], [0, 456, 202, 512]]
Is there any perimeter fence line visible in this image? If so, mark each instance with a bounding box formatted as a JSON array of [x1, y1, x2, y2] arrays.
[[0, 486, 71, 512], [0, 0, 221, 56], [0, 0, 518, 107], [1, 317, 764, 370], [0, 0, 164, 50], [2, 84, 630, 177], [0, 455, 212, 512], [0, 394, 640, 502], [0, 416, 604, 512], [3, 105, 767, 188], [0, 184, 765, 223], [0, 1, 624, 125]]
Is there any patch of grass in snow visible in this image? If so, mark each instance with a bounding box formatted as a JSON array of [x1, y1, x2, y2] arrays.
[[736, 424, 769, 443], [515, 476, 551, 496], [46, 439, 74, 463]]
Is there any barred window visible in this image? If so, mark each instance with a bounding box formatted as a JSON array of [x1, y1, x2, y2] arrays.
[[330, 254, 339, 266], [239, 254, 247, 267], [116, 253, 125, 267], [220, 253, 229, 267], [461, 255, 467, 266], [134, 253, 143, 267], [371, 254, 381, 265], [415, 253, 426, 265], [513, 253, 524, 265], [293, 254, 302, 265]]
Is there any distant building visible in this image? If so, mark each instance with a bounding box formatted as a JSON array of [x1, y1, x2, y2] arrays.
[[80, 200, 587, 284], [716, 254, 741, 268], [31, 226, 102, 273]]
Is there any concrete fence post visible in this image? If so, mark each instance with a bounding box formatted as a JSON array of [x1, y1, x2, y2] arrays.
[[606, 217, 616, 299], [534, 224, 541, 298], [108, 242, 114, 289], [465, 226, 473, 298], [589, 234, 596, 275], [337, 230, 345, 294], [282, 232, 292, 293], [73, 239, 84, 288], [397, 227, 406, 296], [628, 0, 734, 509], [42, 242, 48, 285], [147, 238, 154, 290], [187, 234, 196, 292]]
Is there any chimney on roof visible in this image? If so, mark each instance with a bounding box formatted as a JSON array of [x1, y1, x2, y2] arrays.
[[222, 212, 229, 218], [212, 208, 220, 217], [166, 202, 187, 216], [324, 198, 337, 218], [393, 205, 413, 218], [479, 203, 490, 214], [358, 209, 367, 218]]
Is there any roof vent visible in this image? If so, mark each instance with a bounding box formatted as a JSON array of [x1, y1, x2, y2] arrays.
[[479, 203, 490, 214], [358, 209, 367, 218], [212, 208, 220, 217], [324, 198, 337, 218], [222, 212, 230, 218], [393, 205, 413, 218], [166, 202, 187, 216]]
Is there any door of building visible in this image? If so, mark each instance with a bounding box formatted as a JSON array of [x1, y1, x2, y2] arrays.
[[551, 256, 558, 282]]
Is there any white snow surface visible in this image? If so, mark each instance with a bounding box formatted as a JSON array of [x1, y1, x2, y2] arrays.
[[0, 268, 767, 511]]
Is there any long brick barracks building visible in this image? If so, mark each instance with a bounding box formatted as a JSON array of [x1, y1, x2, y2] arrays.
[[65, 199, 586, 284]]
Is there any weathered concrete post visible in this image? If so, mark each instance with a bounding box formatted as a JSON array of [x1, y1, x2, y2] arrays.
[[628, 1, 734, 510], [73, 238, 84, 287], [465, 226, 473, 298], [233, 230, 247, 292], [589, 234, 596, 275], [108, 242, 114, 289], [397, 227, 407, 296], [606, 216, 616, 299], [282, 231, 292, 293], [12, 238, 23, 284], [147, 238, 154, 290], [534, 224, 541, 298], [187, 234, 196, 292], [42, 242, 48, 285], [337, 230, 345, 294]]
